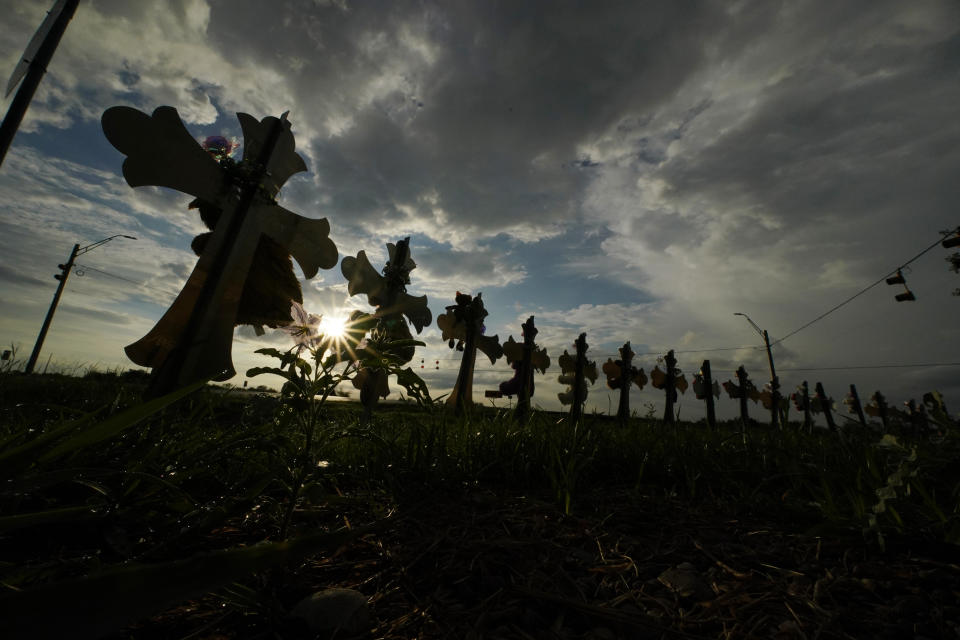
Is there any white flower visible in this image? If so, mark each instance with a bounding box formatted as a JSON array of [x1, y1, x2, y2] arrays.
[[279, 302, 323, 352]]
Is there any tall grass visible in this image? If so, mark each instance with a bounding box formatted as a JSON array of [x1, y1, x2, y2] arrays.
[[1, 371, 957, 637]]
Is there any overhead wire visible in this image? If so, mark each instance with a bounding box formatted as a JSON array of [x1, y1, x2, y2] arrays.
[[73, 263, 182, 299], [777, 362, 960, 372], [771, 228, 958, 346]]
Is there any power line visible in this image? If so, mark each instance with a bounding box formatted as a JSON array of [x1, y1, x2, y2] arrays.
[[772, 228, 958, 346], [74, 263, 182, 298], [778, 362, 960, 372], [74, 263, 142, 286]]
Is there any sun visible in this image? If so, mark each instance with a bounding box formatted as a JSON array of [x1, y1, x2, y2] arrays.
[[319, 314, 349, 339]]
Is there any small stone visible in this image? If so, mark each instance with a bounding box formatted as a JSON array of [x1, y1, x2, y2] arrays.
[[657, 563, 713, 600], [893, 594, 928, 618], [289, 588, 370, 634]]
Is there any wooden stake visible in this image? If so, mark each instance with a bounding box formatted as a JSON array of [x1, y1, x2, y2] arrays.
[[516, 316, 536, 423], [815, 382, 836, 432], [848, 384, 867, 428], [735, 365, 750, 428], [874, 391, 889, 431], [616, 342, 634, 424], [664, 350, 677, 424], [701, 360, 716, 431], [569, 333, 588, 423]]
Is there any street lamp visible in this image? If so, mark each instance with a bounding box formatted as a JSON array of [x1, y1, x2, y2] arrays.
[[734, 312, 782, 428], [24, 234, 137, 373]]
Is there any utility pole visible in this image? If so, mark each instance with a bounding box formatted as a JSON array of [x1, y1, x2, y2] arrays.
[[761, 329, 781, 429], [734, 313, 781, 429], [24, 234, 136, 374], [25, 243, 78, 373], [0, 0, 80, 169]]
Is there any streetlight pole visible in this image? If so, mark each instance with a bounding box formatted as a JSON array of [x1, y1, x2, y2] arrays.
[[24, 234, 136, 373], [0, 0, 80, 169], [734, 312, 782, 429]]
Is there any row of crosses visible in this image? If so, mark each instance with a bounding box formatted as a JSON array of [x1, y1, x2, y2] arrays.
[[101, 105, 956, 435]]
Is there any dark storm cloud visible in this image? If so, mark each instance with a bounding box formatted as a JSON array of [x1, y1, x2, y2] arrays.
[[202, 0, 728, 241], [600, 1, 960, 266]]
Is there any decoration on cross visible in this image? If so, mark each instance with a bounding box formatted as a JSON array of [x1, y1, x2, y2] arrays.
[[722, 374, 760, 402], [101, 105, 338, 397], [692, 371, 720, 400]]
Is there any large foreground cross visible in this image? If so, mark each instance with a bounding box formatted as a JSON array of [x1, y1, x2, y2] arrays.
[[102, 106, 338, 396]]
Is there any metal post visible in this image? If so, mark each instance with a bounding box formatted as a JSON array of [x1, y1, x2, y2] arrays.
[[25, 242, 78, 373], [0, 0, 80, 169]]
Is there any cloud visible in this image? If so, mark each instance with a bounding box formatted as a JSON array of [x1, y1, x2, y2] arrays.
[[59, 303, 132, 325], [2, 0, 958, 417]]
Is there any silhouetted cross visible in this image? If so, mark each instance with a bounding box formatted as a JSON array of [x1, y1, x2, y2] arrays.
[[102, 106, 338, 395]]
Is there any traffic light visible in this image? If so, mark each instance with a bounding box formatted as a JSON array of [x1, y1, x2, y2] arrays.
[[54, 263, 70, 281], [886, 269, 914, 301]]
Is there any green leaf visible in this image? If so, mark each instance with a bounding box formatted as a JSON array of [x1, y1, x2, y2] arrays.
[[0, 411, 102, 476], [38, 379, 209, 464], [0, 504, 103, 533], [394, 367, 433, 406], [246, 366, 285, 378], [382, 339, 426, 350], [253, 347, 287, 359]]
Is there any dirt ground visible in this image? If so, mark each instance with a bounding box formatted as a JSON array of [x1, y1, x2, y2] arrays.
[[131, 485, 960, 640]]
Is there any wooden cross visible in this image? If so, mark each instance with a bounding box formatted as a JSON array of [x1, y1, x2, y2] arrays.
[[340, 237, 431, 412], [437, 291, 502, 414], [650, 350, 688, 424], [602, 341, 647, 425], [814, 382, 837, 431], [723, 366, 757, 428], [102, 106, 338, 396], [557, 332, 597, 423], [499, 316, 550, 422], [692, 359, 719, 430], [844, 384, 868, 428]]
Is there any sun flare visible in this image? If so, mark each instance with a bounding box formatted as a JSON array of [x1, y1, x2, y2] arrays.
[[319, 314, 349, 339]]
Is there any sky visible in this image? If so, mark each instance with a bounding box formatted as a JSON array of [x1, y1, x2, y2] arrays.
[[1, 0, 958, 423]]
